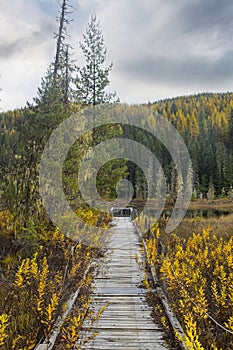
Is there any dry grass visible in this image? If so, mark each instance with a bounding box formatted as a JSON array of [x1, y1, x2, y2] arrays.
[[163, 213, 233, 242], [189, 198, 233, 211]]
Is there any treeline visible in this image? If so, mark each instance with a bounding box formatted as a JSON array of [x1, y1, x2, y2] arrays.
[[121, 93, 233, 199], [150, 93, 233, 197]]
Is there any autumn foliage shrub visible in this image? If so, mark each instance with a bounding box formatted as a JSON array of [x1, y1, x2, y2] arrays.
[[0, 209, 109, 349], [145, 224, 233, 349]]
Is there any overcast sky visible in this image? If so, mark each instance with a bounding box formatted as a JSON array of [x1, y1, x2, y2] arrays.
[[1, 0, 233, 111]]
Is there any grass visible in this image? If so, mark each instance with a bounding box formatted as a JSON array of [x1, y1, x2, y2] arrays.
[[189, 198, 233, 211], [157, 199, 233, 242], [174, 213, 233, 237]]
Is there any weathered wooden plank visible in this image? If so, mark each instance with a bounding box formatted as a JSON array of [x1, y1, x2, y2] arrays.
[[79, 217, 169, 349]]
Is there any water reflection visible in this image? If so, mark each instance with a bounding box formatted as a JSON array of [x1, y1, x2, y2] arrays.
[[147, 208, 232, 219]]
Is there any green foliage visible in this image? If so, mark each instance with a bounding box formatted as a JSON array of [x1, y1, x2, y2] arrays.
[[2, 93, 233, 222], [75, 13, 117, 105], [146, 93, 233, 197]]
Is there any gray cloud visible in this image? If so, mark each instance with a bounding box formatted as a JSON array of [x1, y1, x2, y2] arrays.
[[180, 0, 233, 33], [0, 40, 24, 59], [122, 50, 233, 87], [107, 0, 233, 93], [2, 0, 233, 110], [0, 16, 54, 60]]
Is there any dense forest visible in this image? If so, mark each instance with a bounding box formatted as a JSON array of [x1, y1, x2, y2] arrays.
[[123, 92, 233, 200], [1, 91, 233, 218], [150, 92, 233, 197]]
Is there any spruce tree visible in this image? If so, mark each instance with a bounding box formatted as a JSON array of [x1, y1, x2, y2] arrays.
[[76, 14, 116, 145], [75, 13, 116, 106]]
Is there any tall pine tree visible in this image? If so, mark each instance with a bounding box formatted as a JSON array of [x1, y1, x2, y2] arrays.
[[75, 13, 116, 106]]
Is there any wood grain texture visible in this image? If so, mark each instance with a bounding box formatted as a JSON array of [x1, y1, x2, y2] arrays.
[[80, 217, 169, 349]]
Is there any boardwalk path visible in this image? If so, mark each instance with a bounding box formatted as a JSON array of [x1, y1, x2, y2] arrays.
[[82, 217, 169, 349]]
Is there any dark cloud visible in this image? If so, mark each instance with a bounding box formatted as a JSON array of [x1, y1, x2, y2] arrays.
[[0, 19, 55, 60], [0, 40, 24, 59], [179, 0, 233, 35], [116, 0, 233, 91], [122, 50, 233, 87]]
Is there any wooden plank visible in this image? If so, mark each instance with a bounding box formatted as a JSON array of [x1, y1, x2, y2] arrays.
[[79, 217, 169, 349]]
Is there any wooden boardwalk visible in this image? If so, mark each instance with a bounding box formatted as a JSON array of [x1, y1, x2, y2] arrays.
[[81, 217, 170, 349]]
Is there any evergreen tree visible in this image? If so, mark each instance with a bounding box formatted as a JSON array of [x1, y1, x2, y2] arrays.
[[207, 177, 215, 200], [75, 13, 116, 106], [7, 0, 75, 227], [228, 105, 233, 151]]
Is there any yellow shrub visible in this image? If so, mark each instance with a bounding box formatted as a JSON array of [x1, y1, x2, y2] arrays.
[[0, 313, 10, 346], [145, 224, 233, 349]]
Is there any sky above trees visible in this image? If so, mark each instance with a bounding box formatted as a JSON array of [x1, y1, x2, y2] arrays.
[[1, 0, 233, 111]]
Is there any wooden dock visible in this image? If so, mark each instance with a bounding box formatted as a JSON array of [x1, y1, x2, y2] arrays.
[[81, 217, 170, 349]]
